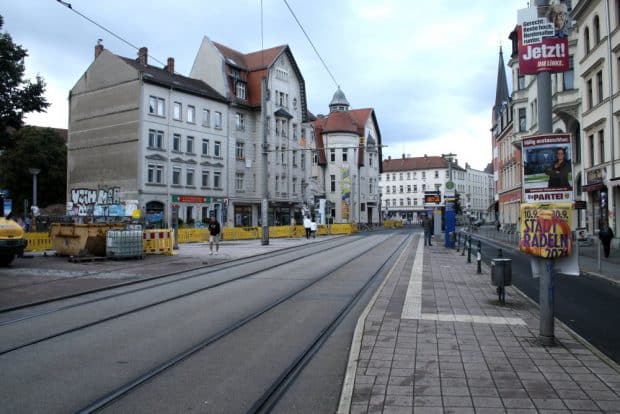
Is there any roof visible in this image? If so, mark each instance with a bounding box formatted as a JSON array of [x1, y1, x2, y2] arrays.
[[121, 57, 227, 103], [493, 46, 510, 112], [382, 156, 465, 172]]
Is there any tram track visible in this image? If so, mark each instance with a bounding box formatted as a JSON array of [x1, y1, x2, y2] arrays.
[[0, 235, 368, 355], [77, 233, 412, 413]]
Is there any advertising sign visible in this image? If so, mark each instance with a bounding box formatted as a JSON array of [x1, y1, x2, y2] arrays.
[[519, 203, 572, 259], [424, 192, 441, 205], [522, 133, 573, 203], [517, 5, 569, 75]]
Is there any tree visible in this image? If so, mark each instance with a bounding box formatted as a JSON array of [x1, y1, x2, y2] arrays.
[[0, 15, 49, 149], [0, 126, 67, 215]]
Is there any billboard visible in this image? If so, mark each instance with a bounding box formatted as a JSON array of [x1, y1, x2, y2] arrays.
[[517, 5, 569, 75], [522, 133, 573, 203], [519, 203, 572, 259]]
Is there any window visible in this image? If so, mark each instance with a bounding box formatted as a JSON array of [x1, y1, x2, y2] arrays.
[[589, 134, 594, 166], [148, 129, 164, 149], [172, 167, 181, 185], [214, 111, 222, 129], [201, 170, 210, 187], [392, 185, 396, 193], [300, 152, 305, 170], [422, 184, 426, 191], [399, 185, 404, 193], [149, 96, 165, 116], [422, 172, 426, 179], [434, 171, 439, 178], [281, 120, 287, 137], [187, 105, 195, 123], [235, 113, 245, 130], [386, 186, 391, 194], [202, 139, 209, 156], [186, 136, 194, 153], [235, 172, 244, 191], [213, 172, 222, 188], [413, 185, 417, 192], [214, 141, 221, 157], [584, 27, 590, 54], [392, 174, 396, 180], [445, 171, 450, 178], [330, 175, 336, 192], [407, 185, 411, 193], [599, 130, 605, 163], [292, 124, 297, 140], [518, 108, 526, 132], [413, 172, 417, 179], [173, 102, 182, 120], [342, 150, 348, 162], [281, 147, 286, 164], [330, 149, 336, 162], [587, 79, 593, 109], [517, 72, 525, 90], [173, 134, 181, 152], [597, 71, 603, 104], [147, 164, 164, 184], [407, 172, 411, 180], [236, 82, 247, 100], [399, 173, 403, 180], [236, 142, 245, 160], [435, 184, 441, 191], [186, 169, 194, 186], [563, 56, 574, 90], [594, 15, 601, 44], [292, 150, 298, 167], [313, 151, 319, 165], [203, 109, 210, 127], [574, 129, 581, 164], [407, 197, 411, 206]]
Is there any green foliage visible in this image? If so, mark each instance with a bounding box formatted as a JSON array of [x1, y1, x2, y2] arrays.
[[0, 15, 49, 149], [0, 126, 67, 215]]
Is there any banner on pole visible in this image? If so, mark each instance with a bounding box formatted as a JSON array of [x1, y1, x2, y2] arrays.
[[519, 203, 573, 259]]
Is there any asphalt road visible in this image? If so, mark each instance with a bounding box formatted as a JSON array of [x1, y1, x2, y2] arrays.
[[474, 237, 620, 365]]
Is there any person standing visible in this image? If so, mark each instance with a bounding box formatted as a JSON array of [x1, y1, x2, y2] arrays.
[[422, 214, 433, 246], [303, 215, 312, 239], [207, 216, 221, 255], [544, 147, 571, 188], [598, 224, 614, 258]]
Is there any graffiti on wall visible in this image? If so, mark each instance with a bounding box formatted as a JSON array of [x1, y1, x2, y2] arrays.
[[69, 187, 124, 216]]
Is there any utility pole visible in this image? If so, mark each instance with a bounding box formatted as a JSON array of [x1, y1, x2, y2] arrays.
[[442, 153, 457, 248], [536, 0, 555, 346], [261, 78, 270, 245]]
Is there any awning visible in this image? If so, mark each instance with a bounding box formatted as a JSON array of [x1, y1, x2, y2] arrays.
[[581, 182, 606, 192]]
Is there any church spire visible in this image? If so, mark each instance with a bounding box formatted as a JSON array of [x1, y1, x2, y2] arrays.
[[494, 46, 510, 112]]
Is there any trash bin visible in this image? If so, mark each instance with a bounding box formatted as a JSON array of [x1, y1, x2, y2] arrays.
[[491, 258, 512, 286]]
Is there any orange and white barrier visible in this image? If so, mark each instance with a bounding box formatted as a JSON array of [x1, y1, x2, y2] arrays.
[[143, 229, 175, 255]]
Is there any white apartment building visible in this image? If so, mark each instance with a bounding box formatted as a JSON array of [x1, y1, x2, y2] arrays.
[[465, 164, 495, 222], [380, 155, 467, 223]]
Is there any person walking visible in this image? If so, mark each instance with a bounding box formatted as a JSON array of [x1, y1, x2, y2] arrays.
[[598, 224, 614, 258], [207, 216, 221, 255], [310, 218, 317, 239], [422, 214, 433, 246], [303, 215, 312, 239]]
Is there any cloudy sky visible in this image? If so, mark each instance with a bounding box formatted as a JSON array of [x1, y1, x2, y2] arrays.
[[4, 0, 526, 170]]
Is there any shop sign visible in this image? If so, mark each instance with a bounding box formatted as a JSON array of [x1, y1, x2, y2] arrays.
[[519, 203, 572, 259], [171, 195, 209, 203], [586, 168, 604, 185]]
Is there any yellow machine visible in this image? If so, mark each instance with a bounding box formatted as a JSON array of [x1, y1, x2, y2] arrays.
[[0, 199, 27, 266]]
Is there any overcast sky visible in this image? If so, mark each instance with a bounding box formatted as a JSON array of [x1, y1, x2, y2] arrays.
[[4, 0, 526, 170]]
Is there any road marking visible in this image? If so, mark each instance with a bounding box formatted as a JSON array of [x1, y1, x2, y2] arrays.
[[401, 238, 526, 326], [401, 237, 424, 319]]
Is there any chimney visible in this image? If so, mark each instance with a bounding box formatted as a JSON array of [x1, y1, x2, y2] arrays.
[[424, 154, 427, 158], [138, 47, 148, 65], [94, 39, 104, 59], [402, 153, 405, 159], [388, 155, 392, 161], [166, 57, 175, 74]]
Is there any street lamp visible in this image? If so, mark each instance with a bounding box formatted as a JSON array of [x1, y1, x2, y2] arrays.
[[28, 168, 41, 209]]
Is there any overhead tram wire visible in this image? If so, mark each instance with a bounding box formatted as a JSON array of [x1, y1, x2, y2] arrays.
[[282, 0, 339, 89], [55, 0, 167, 68]]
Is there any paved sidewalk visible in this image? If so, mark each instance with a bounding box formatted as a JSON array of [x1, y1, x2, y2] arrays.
[[341, 235, 620, 413]]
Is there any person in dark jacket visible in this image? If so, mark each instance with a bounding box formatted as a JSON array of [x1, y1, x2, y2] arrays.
[[598, 224, 614, 258], [545, 147, 571, 188], [207, 217, 221, 255], [422, 214, 433, 246]]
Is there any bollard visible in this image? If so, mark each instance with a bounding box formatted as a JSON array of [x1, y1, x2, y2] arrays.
[[467, 235, 472, 263], [456, 232, 461, 252], [477, 242, 482, 274], [461, 234, 466, 256]]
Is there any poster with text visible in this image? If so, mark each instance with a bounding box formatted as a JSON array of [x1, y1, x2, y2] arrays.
[[517, 5, 569, 74], [522, 133, 573, 203], [519, 203, 572, 259]]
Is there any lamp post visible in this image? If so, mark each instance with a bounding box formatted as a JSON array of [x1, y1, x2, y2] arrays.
[[28, 168, 41, 208]]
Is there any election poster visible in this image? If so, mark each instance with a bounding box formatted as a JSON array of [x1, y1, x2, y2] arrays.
[[522, 133, 573, 203], [517, 4, 569, 75], [519, 203, 572, 259]]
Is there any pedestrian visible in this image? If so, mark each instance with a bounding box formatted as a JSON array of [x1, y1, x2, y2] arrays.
[[422, 214, 433, 246], [207, 216, 221, 255], [303, 215, 312, 239], [598, 223, 614, 258], [310, 218, 317, 239], [496, 221, 501, 232]]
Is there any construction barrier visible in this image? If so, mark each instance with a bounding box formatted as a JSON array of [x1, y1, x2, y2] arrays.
[[50, 223, 125, 256], [143, 229, 175, 255], [24, 233, 53, 252], [177, 228, 210, 243], [383, 219, 404, 229], [223, 226, 260, 240]]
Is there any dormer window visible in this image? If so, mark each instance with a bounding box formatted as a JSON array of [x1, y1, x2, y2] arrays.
[[236, 82, 247, 100]]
